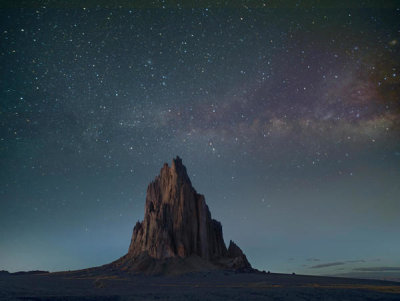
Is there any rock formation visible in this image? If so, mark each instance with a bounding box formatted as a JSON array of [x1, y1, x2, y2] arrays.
[[111, 156, 251, 275]]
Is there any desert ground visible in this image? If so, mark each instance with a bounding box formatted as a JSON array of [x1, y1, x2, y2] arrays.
[[1, 270, 400, 301]]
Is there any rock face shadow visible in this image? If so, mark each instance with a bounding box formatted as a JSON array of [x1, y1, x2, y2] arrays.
[[108, 156, 251, 275]]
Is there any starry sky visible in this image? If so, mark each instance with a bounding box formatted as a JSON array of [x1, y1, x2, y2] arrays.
[[1, 2, 399, 278]]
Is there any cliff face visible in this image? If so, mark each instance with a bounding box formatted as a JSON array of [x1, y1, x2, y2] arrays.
[[114, 157, 251, 274], [128, 157, 227, 260]]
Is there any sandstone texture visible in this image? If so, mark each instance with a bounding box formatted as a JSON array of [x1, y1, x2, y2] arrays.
[[112, 156, 251, 274]]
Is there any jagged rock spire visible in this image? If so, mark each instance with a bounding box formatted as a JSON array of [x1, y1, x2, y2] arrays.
[[113, 157, 251, 274], [128, 156, 227, 260]]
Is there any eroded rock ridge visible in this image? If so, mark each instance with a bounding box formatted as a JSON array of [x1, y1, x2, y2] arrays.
[[113, 157, 251, 274]]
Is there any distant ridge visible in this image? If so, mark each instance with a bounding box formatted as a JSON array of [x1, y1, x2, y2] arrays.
[[0, 270, 50, 275]]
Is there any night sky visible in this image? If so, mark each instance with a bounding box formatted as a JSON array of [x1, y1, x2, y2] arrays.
[[1, 2, 399, 277]]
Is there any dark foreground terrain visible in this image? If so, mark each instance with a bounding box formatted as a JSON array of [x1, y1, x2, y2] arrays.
[[1, 270, 400, 301]]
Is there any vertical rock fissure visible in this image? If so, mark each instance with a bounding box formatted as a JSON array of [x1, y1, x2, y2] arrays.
[[122, 156, 251, 272], [195, 194, 201, 258]]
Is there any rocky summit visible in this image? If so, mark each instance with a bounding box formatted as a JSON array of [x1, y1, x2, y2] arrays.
[[110, 156, 251, 275]]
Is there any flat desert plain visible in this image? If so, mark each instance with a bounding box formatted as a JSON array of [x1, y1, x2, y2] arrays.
[[1, 270, 400, 301]]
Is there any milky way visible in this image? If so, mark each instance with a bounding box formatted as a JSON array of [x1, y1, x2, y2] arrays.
[[1, 3, 399, 276]]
